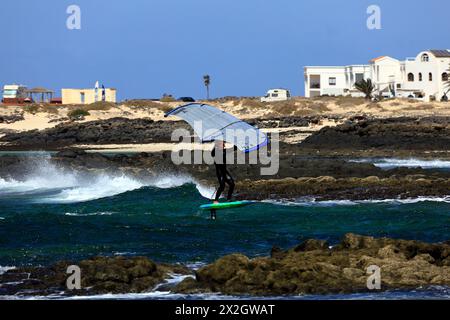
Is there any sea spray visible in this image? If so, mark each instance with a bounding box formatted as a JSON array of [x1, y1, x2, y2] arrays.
[[0, 154, 214, 203]]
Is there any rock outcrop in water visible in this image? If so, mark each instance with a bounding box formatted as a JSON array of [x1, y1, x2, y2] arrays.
[[0, 149, 449, 201], [174, 234, 450, 296], [0, 256, 191, 296], [235, 176, 450, 201], [2, 234, 448, 297]]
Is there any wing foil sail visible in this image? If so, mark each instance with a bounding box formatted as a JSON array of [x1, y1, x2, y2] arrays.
[[165, 103, 268, 153]]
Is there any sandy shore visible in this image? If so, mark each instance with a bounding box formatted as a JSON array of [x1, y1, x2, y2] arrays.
[[77, 142, 215, 153], [1, 98, 450, 134]]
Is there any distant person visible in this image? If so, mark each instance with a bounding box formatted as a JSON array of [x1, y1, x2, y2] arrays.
[[211, 140, 236, 203], [102, 85, 106, 102]]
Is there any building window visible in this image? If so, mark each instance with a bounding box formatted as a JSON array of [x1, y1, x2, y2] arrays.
[[419, 73, 423, 81], [408, 73, 414, 82], [355, 73, 364, 84], [442, 73, 449, 82], [329, 77, 336, 86], [421, 54, 429, 62], [429, 73, 433, 81], [80, 92, 85, 104]]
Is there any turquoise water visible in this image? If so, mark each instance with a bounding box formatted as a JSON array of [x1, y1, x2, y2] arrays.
[[0, 155, 449, 299], [1, 183, 449, 267]]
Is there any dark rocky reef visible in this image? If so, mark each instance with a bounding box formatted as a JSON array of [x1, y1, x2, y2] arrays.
[[0, 148, 449, 201], [174, 233, 450, 296], [0, 256, 191, 297], [2, 234, 448, 297], [301, 117, 450, 152], [0, 117, 191, 149], [2, 116, 449, 160], [235, 175, 450, 201]]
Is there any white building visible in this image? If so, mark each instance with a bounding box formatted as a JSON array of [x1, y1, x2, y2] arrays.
[[304, 49, 450, 101]]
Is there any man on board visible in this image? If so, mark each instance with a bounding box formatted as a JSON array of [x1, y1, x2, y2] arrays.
[[211, 140, 236, 203]]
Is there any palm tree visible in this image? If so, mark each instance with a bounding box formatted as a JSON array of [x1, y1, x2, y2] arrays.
[[446, 64, 450, 89], [203, 75, 211, 100], [355, 78, 375, 99]]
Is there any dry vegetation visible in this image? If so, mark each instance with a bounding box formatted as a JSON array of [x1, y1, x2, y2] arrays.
[[122, 99, 173, 113], [235, 98, 331, 117], [333, 96, 366, 108], [405, 104, 434, 111], [23, 104, 60, 115], [3, 95, 450, 133]]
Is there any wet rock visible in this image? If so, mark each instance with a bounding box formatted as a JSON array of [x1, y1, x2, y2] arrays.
[[293, 239, 329, 252], [234, 176, 450, 201], [196, 254, 250, 285], [0, 256, 191, 296], [174, 234, 450, 296]]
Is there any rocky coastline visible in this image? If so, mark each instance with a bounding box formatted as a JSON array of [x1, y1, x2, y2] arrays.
[[0, 113, 449, 299], [0, 146, 449, 202], [1, 234, 449, 297]]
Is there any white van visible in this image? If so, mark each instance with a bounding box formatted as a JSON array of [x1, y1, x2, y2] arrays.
[[261, 88, 291, 102]]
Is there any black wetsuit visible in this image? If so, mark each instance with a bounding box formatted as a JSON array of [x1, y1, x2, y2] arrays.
[[211, 146, 235, 201]]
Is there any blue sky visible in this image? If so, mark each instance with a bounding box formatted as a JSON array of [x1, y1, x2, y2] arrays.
[[1, 0, 449, 100]]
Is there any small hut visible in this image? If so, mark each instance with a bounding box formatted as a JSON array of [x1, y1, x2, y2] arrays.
[[26, 87, 54, 103]]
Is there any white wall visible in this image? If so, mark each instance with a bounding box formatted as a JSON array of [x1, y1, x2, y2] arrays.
[[402, 51, 450, 101], [304, 50, 450, 101], [304, 67, 347, 97]]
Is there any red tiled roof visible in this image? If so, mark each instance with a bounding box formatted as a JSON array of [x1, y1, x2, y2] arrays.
[[369, 56, 387, 62]]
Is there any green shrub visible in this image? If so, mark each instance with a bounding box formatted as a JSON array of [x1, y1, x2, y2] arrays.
[[160, 95, 175, 102], [122, 100, 162, 109], [68, 109, 90, 120], [23, 104, 40, 114]]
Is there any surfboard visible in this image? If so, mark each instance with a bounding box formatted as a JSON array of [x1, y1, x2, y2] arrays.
[[199, 200, 253, 211]]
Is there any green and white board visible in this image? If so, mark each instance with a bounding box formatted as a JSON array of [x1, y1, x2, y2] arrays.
[[200, 201, 253, 211]]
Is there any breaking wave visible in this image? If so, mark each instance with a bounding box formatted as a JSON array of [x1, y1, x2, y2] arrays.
[[0, 266, 15, 275], [0, 156, 214, 203]]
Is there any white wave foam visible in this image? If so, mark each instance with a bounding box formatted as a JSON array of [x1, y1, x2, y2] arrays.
[[148, 174, 215, 199], [264, 196, 450, 207], [0, 156, 215, 203], [40, 175, 145, 203], [0, 160, 78, 193], [195, 184, 216, 200], [0, 266, 15, 275], [186, 262, 207, 270], [64, 211, 116, 217], [113, 251, 137, 256], [351, 158, 450, 169]]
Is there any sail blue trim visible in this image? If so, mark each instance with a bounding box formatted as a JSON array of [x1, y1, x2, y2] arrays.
[[165, 102, 268, 153], [164, 103, 204, 117], [244, 136, 269, 153]]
